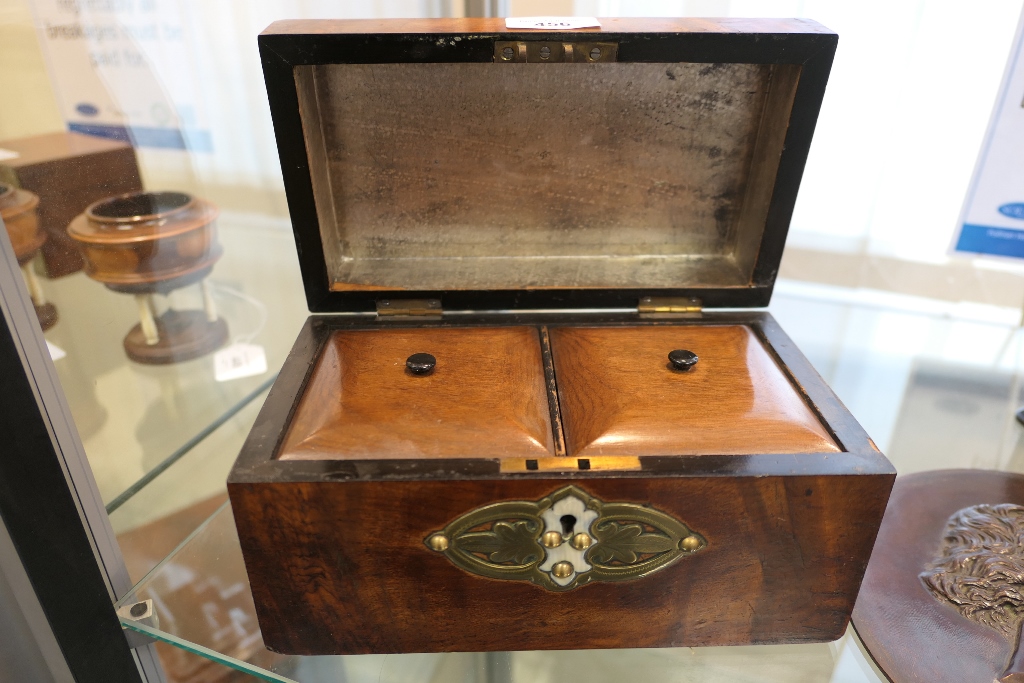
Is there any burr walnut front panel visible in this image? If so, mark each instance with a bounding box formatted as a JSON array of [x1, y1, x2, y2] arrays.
[[230, 473, 891, 654], [277, 326, 555, 460], [549, 325, 839, 457]]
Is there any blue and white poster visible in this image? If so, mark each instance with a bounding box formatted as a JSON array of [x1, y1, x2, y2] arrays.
[[28, 0, 213, 152], [954, 8, 1024, 259]]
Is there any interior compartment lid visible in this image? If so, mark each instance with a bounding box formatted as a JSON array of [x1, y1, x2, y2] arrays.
[[259, 18, 836, 312]]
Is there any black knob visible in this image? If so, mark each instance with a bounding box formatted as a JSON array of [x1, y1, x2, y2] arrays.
[[668, 349, 698, 372], [406, 353, 436, 375]]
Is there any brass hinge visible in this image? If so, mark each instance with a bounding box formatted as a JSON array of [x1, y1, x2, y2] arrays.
[[637, 296, 702, 319], [494, 41, 618, 63], [375, 298, 443, 319]]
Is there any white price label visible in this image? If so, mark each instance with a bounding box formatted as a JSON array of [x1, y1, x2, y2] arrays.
[[214, 343, 267, 382], [505, 17, 601, 30], [0, 148, 19, 161], [46, 341, 66, 361]]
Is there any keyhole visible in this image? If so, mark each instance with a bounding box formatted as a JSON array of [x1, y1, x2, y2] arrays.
[[560, 515, 577, 536]]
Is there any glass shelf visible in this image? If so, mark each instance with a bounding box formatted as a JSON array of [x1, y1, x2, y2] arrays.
[[43, 211, 307, 510], [39, 211, 309, 584]]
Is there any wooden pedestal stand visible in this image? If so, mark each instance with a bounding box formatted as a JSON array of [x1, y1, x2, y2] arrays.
[[0, 184, 58, 330], [68, 191, 228, 364], [122, 284, 228, 365]]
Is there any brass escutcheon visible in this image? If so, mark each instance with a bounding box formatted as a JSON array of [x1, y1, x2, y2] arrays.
[[424, 485, 706, 592]]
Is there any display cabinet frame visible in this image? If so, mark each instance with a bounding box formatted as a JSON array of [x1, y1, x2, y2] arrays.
[[0, 223, 162, 682]]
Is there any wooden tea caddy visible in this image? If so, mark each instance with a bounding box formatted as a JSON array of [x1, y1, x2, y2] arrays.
[[68, 190, 229, 364], [0, 183, 57, 329], [228, 17, 896, 655]]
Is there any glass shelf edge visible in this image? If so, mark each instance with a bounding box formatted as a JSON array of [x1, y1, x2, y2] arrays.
[[114, 499, 231, 608], [105, 374, 277, 514], [121, 620, 296, 683]]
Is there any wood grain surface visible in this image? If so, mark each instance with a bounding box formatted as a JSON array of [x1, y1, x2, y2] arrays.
[[852, 470, 1024, 683], [549, 325, 839, 457], [122, 311, 229, 365], [230, 472, 891, 654], [263, 17, 833, 36], [68, 197, 220, 288], [278, 326, 556, 460]]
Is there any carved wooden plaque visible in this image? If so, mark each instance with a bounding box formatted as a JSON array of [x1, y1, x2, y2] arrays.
[[852, 470, 1024, 683]]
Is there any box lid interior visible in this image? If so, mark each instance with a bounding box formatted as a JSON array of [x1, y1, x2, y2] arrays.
[[260, 18, 836, 311]]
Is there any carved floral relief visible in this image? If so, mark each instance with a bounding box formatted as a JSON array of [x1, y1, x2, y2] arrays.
[[921, 503, 1024, 682]]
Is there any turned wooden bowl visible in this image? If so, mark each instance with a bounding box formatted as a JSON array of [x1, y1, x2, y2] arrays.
[[0, 183, 44, 265], [68, 191, 221, 294]]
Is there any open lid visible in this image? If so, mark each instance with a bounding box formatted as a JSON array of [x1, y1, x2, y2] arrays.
[[260, 18, 836, 312]]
